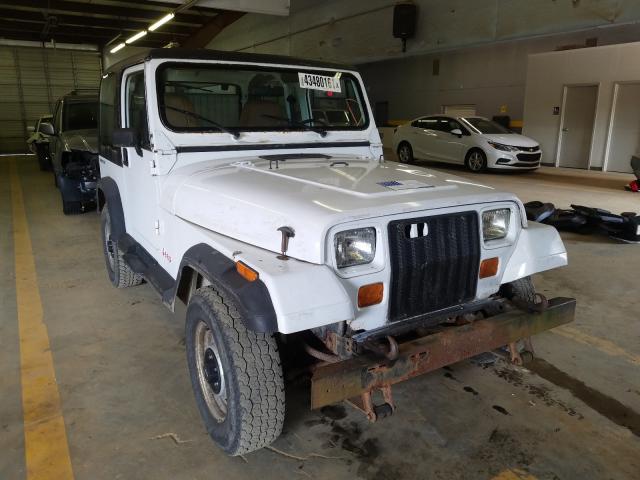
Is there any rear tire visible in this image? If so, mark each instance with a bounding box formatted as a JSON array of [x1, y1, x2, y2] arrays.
[[465, 149, 487, 173], [397, 142, 414, 164], [101, 205, 143, 288], [185, 286, 285, 456]]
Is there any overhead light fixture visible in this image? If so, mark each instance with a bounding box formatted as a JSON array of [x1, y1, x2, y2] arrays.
[[126, 30, 147, 44], [149, 13, 175, 31], [110, 42, 126, 53]]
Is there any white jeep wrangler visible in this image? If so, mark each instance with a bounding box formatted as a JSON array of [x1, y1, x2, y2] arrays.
[[97, 49, 575, 456]]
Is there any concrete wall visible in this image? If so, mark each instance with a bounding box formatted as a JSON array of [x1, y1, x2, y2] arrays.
[[207, 0, 640, 64], [523, 41, 640, 170], [206, 0, 640, 129], [359, 24, 640, 124]]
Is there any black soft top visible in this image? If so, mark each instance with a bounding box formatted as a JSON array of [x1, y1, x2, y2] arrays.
[[106, 48, 356, 75]]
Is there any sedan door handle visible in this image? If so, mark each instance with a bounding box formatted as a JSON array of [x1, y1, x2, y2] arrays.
[[562, 128, 569, 132]]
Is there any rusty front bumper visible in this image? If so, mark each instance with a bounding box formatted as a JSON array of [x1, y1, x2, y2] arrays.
[[311, 297, 575, 410]]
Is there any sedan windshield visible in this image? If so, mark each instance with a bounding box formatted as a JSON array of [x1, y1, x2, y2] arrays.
[[463, 117, 511, 134], [63, 102, 98, 131], [157, 63, 368, 134]]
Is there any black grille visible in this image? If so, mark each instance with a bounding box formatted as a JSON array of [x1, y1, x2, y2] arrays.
[[517, 152, 541, 162], [387, 211, 480, 322], [516, 146, 539, 152]]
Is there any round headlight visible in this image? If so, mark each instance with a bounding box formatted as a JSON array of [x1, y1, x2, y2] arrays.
[[334, 228, 376, 268]]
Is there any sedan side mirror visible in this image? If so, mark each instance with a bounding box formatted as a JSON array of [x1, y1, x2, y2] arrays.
[[39, 122, 55, 136], [112, 128, 139, 148], [451, 128, 463, 137]]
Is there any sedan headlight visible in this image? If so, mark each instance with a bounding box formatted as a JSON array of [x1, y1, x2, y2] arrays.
[[482, 209, 511, 242], [334, 228, 376, 268], [488, 141, 519, 152]]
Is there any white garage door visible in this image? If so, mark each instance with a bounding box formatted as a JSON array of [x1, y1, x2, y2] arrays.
[[443, 104, 477, 117], [0, 45, 101, 154]]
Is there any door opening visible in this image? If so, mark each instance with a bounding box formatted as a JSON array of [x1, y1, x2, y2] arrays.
[[605, 83, 640, 173], [557, 85, 598, 169]]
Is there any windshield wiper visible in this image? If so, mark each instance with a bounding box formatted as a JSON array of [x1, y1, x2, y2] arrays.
[[161, 104, 240, 139], [261, 114, 328, 137]]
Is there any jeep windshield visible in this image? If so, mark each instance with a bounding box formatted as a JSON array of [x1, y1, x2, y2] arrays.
[[157, 63, 368, 135], [63, 101, 98, 131]]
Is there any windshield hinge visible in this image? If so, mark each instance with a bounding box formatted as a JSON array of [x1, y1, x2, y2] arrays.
[[150, 131, 178, 175]]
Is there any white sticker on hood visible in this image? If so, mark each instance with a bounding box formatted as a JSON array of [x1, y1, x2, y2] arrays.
[[298, 73, 342, 93], [377, 180, 434, 191]]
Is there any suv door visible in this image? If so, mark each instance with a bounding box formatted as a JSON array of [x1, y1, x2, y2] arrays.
[[50, 100, 63, 174], [121, 65, 161, 253]]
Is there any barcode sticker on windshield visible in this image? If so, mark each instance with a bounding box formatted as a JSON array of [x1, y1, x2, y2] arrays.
[[298, 73, 342, 93]]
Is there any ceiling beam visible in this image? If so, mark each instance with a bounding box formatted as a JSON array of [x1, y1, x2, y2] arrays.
[[0, 7, 194, 36], [153, 0, 290, 16], [181, 10, 244, 48], [0, 0, 212, 25], [0, 30, 168, 48]]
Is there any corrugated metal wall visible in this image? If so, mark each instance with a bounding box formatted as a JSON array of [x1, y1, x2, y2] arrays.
[[0, 46, 101, 153]]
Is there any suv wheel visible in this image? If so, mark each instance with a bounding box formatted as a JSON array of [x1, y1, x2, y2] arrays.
[[465, 149, 487, 173], [185, 286, 285, 456], [397, 142, 414, 164], [101, 205, 143, 288]]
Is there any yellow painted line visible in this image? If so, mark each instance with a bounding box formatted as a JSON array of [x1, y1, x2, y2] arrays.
[[491, 469, 537, 480], [10, 159, 74, 480], [553, 326, 640, 367]]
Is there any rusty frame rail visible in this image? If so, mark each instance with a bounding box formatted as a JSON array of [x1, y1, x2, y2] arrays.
[[311, 297, 576, 409]]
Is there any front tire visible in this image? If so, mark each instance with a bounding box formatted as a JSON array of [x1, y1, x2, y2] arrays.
[[100, 205, 143, 288], [185, 286, 285, 456], [501, 276, 536, 303], [397, 142, 414, 164], [465, 149, 487, 173]]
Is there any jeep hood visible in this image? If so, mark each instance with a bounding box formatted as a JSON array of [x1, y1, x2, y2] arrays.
[[61, 129, 98, 154], [162, 156, 524, 264]]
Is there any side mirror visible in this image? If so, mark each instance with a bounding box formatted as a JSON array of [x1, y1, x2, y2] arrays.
[[112, 128, 138, 148], [39, 122, 55, 136], [451, 128, 463, 137]]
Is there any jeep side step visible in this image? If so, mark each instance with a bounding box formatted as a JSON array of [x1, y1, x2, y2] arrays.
[[120, 235, 175, 304], [310, 297, 576, 415]]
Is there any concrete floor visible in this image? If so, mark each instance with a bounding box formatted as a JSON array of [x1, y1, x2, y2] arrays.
[[1, 154, 639, 480]]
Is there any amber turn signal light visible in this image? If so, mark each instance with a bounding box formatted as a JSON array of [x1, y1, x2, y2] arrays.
[[479, 257, 499, 279], [358, 282, 384, 308], [236, 261, 258, 282]]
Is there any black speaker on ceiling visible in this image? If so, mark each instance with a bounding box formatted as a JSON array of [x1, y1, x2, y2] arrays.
[[393, 4, 417, 39], [393, 3, 417, 52]]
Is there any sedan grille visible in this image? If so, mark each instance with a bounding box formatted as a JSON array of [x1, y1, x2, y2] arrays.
[[387, 212, 480, 322], [517, 152, 541, 162], [516, 146, 539, 152]]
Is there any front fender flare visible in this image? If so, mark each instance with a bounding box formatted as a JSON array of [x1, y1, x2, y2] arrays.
[[173, 244, 278, 334]]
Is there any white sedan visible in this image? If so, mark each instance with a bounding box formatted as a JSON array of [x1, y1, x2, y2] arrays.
[[392, 115, 541, 172]]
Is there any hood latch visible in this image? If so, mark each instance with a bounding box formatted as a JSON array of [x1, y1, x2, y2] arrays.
[[277, 226, 295, 260]]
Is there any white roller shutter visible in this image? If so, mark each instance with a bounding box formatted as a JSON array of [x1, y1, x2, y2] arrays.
[[0, 45, 101, 154]]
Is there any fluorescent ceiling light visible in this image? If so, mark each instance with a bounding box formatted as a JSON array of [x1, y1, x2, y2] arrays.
[[110, 42, 126, 53], [149, 13, 175, 31], [126, 30, 147, 44]]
